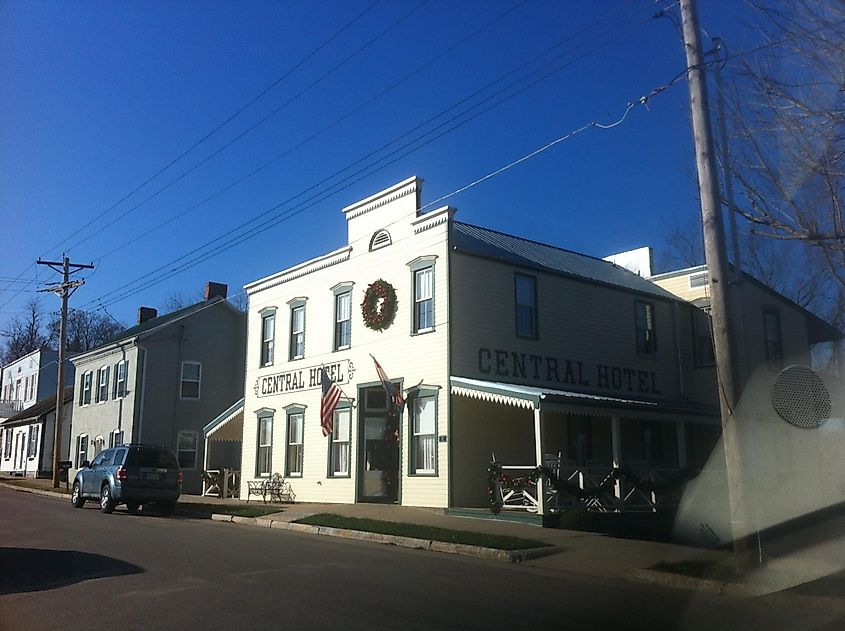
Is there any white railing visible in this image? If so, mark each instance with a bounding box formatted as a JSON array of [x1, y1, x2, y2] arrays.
[[0, 399, 24, 417]]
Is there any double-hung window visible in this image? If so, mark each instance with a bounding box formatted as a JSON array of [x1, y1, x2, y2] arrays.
[[177, 430, 198, 469], [763, 308, 783, 369], [635, 301, 657, 354], [515, 273, 537, 338], [96, 366, 110, 403], [329, 407, 351, 476], [180, 361, 201, 399], [289, 303, 305, 360], [334, 292, 351, 350], [80, 372, 93, 406], [410, 394, 437, 475], [260, 309, 276, 367], [76, 434, 89, 468], [114, 360, 128, 398], [27, 426, 38, 458], [286, 411, 304, 477], [109, 429, 124, 449], [414, 267, 434, 332], [256, 414, 273, 477]]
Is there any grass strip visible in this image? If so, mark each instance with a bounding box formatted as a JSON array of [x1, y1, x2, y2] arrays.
[[178, 502, 281, 518], [1, 478, 71, 494], [651, 559, 744, 583], [295, 513, 550, 550]]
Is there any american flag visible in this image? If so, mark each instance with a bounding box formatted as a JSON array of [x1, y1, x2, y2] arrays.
[[371, 355, 405, 414], [321, 370, 342, 437]]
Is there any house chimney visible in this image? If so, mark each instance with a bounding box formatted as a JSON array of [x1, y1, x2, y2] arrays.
[[137, 307, 158, 324], [204, 282, 228, 300]]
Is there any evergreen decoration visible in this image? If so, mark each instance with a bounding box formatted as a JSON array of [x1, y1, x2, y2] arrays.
[[361, 279, 397, 331]]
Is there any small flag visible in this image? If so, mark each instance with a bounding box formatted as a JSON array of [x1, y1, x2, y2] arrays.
[[371, 355, 405, 415], [321, 370, 341, 437]]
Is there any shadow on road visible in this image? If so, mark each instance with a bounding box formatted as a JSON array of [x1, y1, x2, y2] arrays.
[[0, 548, 143, 595]]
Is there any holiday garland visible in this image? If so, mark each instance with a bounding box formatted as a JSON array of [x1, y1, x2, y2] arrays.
[[486, 461, 698, 514], [361, 279, 397, 331]]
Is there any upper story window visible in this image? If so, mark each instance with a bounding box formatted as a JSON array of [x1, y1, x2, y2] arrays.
[[369, 229, 392, 251], [515, 273, 537, 338], [96, 366, 110, 403], [635, 301, 657, 354], [763, 307, 783, 369], [180, 361, 201, 399], [80, 371, 93, 406], [289, 300, 306, 360], [114, 360, 129, 398], [335, 292, 351, 350], [692, 309, 715, 367], [260, 309, 276, 367], [414, 267, 434, 332], [689, 271, 709, 289]]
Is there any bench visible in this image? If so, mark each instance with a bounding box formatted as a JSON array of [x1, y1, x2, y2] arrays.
[[247, 473, 295, 503]]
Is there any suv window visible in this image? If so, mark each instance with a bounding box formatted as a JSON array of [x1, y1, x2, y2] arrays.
[[100, 449, 115, 466], [90, 451, 106, 467], [113, 448, 126, 466], [124, 446, 179, 469]]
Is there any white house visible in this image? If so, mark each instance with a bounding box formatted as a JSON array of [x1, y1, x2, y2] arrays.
[[0, 387, 73, 477], [0, 349, 75, 421]]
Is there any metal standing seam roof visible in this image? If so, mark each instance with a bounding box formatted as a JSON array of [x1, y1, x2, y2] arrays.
[[451, 222, 679, 301]]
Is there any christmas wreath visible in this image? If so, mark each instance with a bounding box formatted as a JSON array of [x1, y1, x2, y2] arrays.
[[361, 279, 397, 331]]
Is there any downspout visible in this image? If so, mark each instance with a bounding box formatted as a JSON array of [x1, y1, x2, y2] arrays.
[[673, 301, 686, 398], [136, 345, 148, 443], [172, 325, 186, 452]]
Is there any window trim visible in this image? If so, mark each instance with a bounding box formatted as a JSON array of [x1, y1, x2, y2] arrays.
[[256, 412, 274, 478], [76, 434, 89, 468], [408, 389, 438, 476], [80, 371, 93, 406], [763, 306, 784, 370], [514, 272, 538, 339], [635, 300, 657, 355], [177, 429, 199, 469], [96, 366, 110, 404], [27, 425, 39, 459], [109, 429, 124, 449], [114, 360, 128, 398], [180, 361, 202, 400], [259, 307, 277, 368], [285, 407, 305, 478], [691, 308, 715, 368], [288, 299, 307, 361], [333, 290, 352, 351], [327, 404, 352, 478]]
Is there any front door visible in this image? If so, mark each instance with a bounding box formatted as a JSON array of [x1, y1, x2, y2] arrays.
[[14, 433, 24, 471], [358, 386, 400, 503]]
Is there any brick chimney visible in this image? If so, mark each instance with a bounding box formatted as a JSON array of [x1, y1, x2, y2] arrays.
[[137, 307, 158, 324], [204, 282, 228, 300]]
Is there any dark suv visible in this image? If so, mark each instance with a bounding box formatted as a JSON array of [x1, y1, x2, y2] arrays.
[[71, 444, 182, 514]]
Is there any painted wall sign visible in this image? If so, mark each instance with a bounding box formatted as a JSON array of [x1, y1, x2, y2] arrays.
[[254, 360, 355, 397], [476, 348, 662, 395]]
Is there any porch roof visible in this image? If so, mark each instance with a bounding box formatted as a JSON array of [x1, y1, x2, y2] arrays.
[[450, 377, 719, 422], [203, 398, 244, 442]]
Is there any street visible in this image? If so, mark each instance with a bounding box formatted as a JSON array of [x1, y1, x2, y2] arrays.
[[1, 488, 843, 631]]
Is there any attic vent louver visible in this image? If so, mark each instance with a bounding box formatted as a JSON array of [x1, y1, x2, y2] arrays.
[[369, 229, 392, 251], [689, 271, 709, 289]]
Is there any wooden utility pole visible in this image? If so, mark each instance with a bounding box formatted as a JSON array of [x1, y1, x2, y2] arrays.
[[679, 0, 750, 561], [38, 255, 93, 488]]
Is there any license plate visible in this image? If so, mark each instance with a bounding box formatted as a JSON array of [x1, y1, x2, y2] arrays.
[[144, 472, 161, 480]]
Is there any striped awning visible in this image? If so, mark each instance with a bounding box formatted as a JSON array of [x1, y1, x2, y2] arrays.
[[203, 398, 244, 442]]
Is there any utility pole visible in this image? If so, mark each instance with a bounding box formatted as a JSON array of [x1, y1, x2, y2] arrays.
[[38, 255, 94, 488], [679, 0, 750, 563]]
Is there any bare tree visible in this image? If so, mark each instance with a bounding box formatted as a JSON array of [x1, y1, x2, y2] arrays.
[[162, 291, 203, 314], [47, 309, 126, 353], [0, 298, 49, 364], [722, 0, 845, 289]]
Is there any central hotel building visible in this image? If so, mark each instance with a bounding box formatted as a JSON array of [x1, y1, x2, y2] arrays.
[[240, 176, 724, 511]]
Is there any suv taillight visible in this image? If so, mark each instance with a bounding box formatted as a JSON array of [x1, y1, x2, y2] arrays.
[[116, 466, 127, 481], [177, 471, 183, 483]]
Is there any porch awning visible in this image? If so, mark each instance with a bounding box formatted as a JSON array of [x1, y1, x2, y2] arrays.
[[450, 377, 719, 422], [203, 398, 244, 442]]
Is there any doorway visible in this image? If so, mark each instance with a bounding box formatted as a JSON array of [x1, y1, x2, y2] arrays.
[[358, 385, 400, 503]]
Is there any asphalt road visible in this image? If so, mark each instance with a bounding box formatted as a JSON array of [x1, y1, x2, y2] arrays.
[[1, 488, 843, 631]]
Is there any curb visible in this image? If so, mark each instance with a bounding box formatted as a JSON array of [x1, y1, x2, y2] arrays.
[[626, 568, 767, 597], [207, 511, 556, 563], [0, 481, 68, 500]]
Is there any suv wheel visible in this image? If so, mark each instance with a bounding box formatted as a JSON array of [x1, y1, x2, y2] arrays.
[[100, 484, 116, 514], [71, 481, 85, 508]]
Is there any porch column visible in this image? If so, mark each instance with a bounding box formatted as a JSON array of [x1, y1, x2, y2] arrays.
[[611, 416, 622, 508], [202, 438, 210, 496], [533, 406, 545, 516], [677, 422, 687, 468]]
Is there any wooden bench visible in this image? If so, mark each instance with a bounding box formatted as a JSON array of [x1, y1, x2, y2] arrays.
[[247, 473, 294, 503]]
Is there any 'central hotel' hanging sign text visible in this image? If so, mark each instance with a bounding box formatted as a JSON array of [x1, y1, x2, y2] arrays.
[[254, 360, 355, 397]]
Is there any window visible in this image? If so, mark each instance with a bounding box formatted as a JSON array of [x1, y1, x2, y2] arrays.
[[3, 428, 11, 459], [260, 311, 276, 367], [96, 366, 109, 403], [334, 291, 351, 350], [256, 415, 273, 477], [286, 411, 304, 477], [763, 308, 783, 369], [414, 267, 434, 332], [689, 271, 709, 288], [76, 434, 89, 468], [643, 420, 664, 464], [180, 362, 201, 399], [93, 435, 105, 457], [410, 395, 436, 475], [289, 305, 305, 359], [109, 429, 124, 448], [635, 301, 657, 354], [177, 430, 198, 469], [80, 371, 93, 406], [515, 273, 537, 338], [329, 407, 351, 476], [692, 309, 715, 367], [27, 426, 38, 458], [114, 360, 128, 398]]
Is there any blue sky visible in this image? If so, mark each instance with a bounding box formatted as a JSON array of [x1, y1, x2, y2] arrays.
[[0, 0, 756, 330]]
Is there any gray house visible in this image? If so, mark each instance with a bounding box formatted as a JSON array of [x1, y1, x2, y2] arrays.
[[68, 283, 246, 494]]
